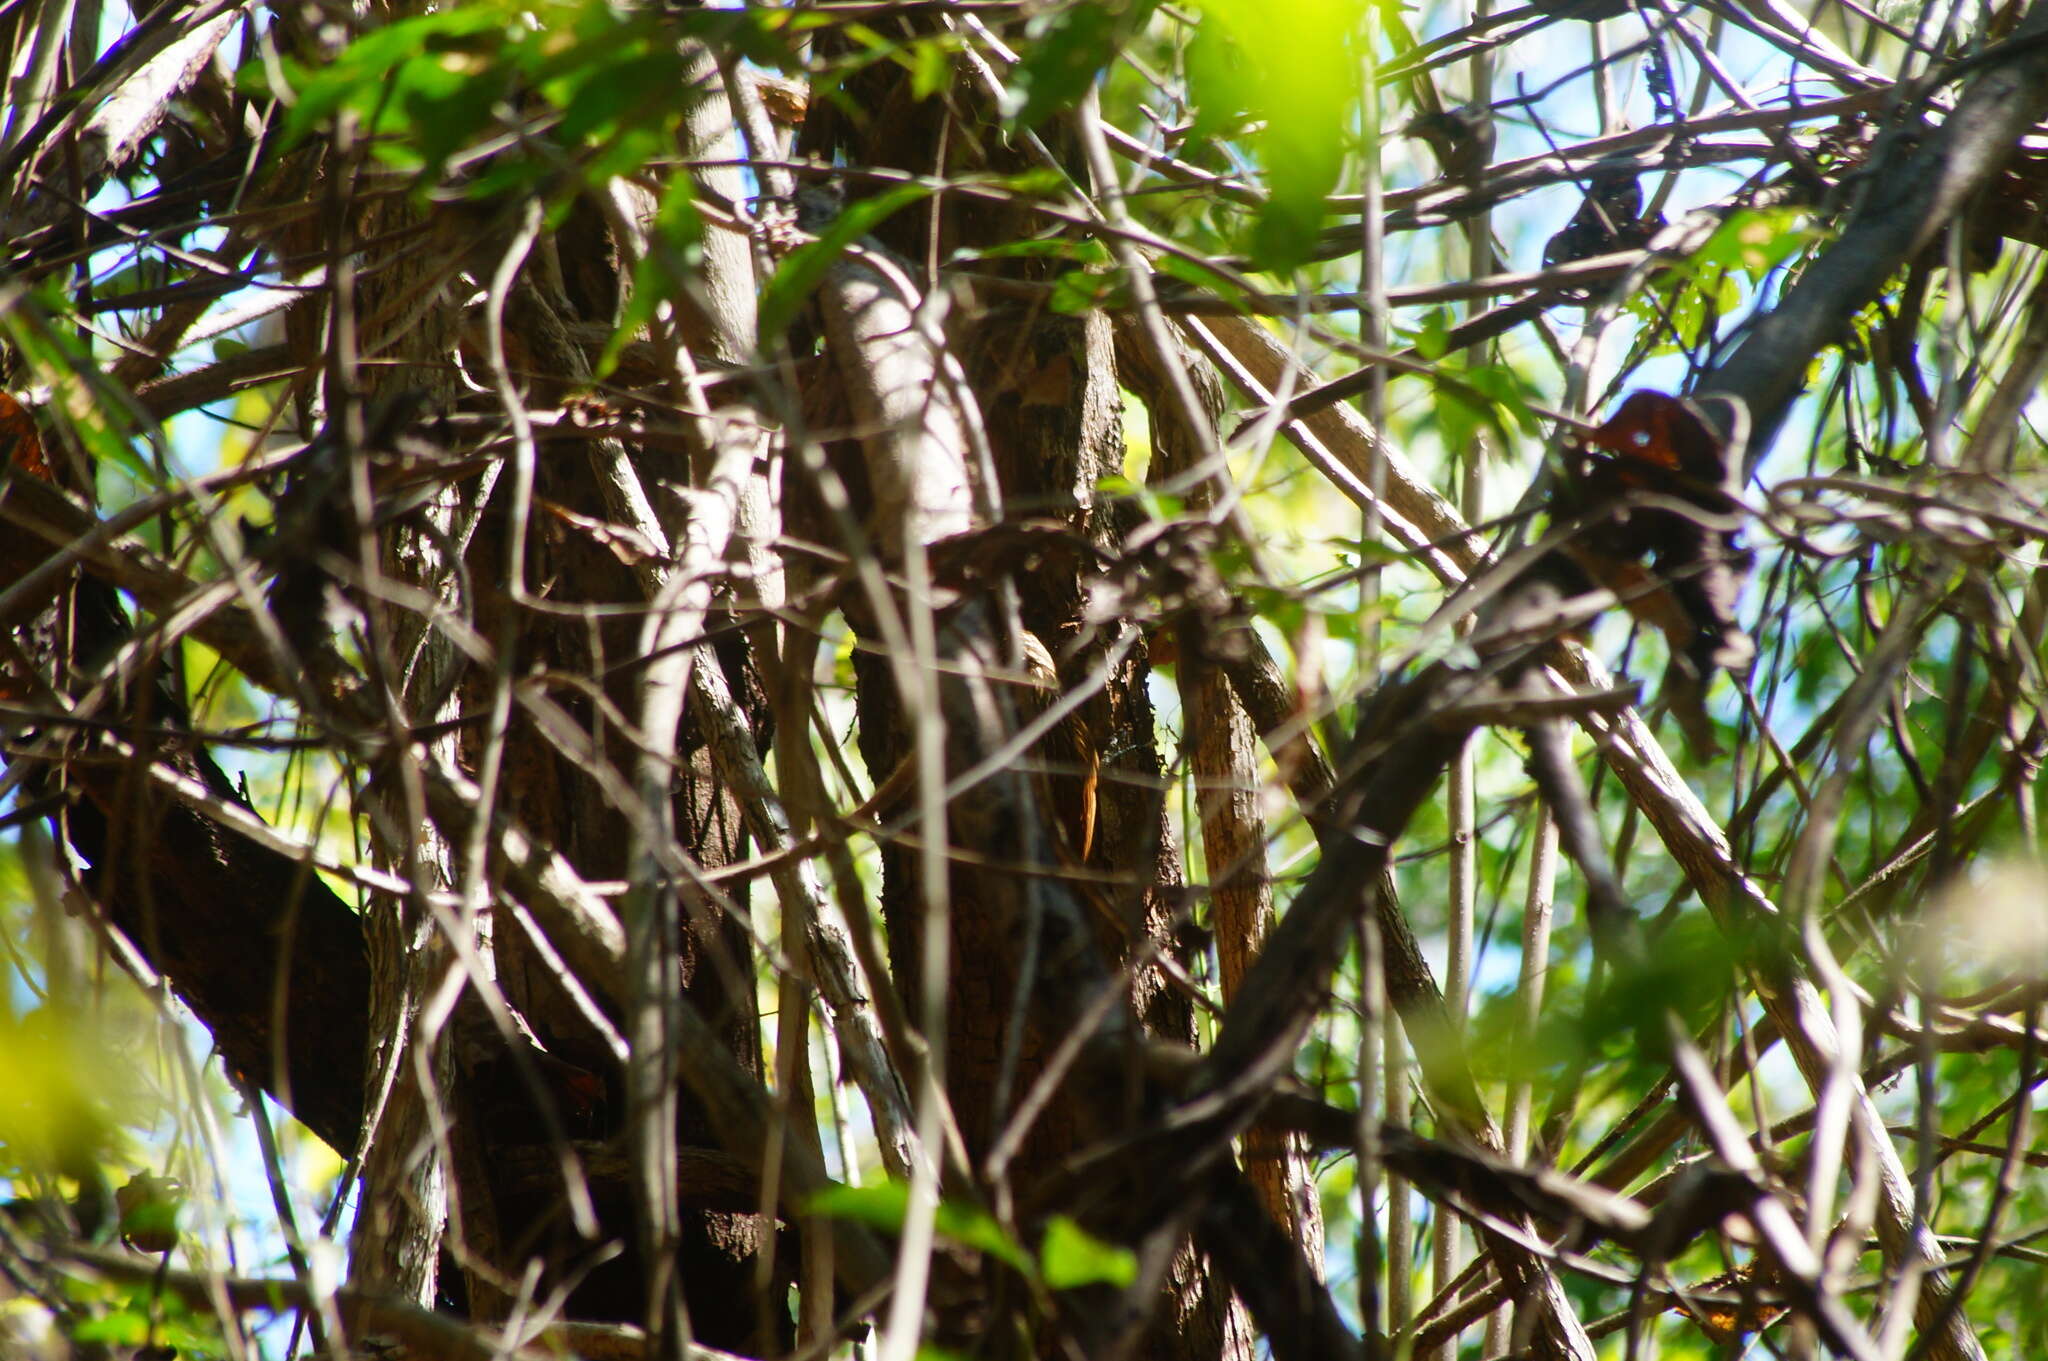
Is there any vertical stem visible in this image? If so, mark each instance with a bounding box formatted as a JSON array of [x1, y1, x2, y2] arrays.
[[1357, 911, 1385, 1356], [1590, 19, 1612, 140], [0, 0, 76, 158], [768, 958, 830, 1346], [877, 533, 951, 1361], [1433, 734, 1474, 1361], [1358, 17, 1392, 1351], [1441, 8, 1491, 1354], [1505, 821, 1556, 1158], [1492, 813, 1557, 1354], [1385, 1016, 1412, 1342]]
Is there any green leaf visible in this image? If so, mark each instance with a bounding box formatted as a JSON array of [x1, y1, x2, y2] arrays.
[[1, 295, 153, 483], [73, 1309, 151, 1345], [933, 1201, 1033, 1275], [1154, 251, 1248, 309], [950, 237, 1112, 267], [989, 167, 1070, 197], [0, 989, 147, 1182], [390, 46, 512, 173], [1039, 1216, 1138, 1290], [908, 37, 954, 100], [1186, 0, 1368, 270], [1414, 307, 1452, 362], [276, 7, 509, 151], [1696, 207, 1813, 281], [1181, 16, 1252, 154], [806, 1180, 913, 1230], [269, 0, 716, 192], [1574, 914, 1747, 1081], [1327, 537, 1404, 568], [1459, 361, 1543, 438], [552, 49, 685, 147], [599, 173, 701, 378], [667, 5, 807, 72], [1002, 2, 1149, 133], [806, 1182, 1033, 1275], [1048, 267, 1128, 314], [756, 182, 935, 351]]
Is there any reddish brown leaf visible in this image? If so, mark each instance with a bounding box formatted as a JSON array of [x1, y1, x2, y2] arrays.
[[0, 391, 51, 480]]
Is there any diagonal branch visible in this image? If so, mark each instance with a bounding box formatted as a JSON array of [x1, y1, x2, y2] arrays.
[[1704, 5, 2048, 459]]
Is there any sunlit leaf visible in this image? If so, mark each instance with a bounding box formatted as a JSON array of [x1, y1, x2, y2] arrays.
[[1186, 0, 1369, 270], [273, 6, 510, 151], [756, 182, 935, 350], [1003, 1, 1152, 133], [951, 238, 1113, 267], [1039, 1216, 1137, 1290], [1697, 207, 1815, 281], [1414, 307, 1453, 362], [806, 1182, 1033, 1275], [1049, 267, 1129, 314], [601, 172, 703, 378]]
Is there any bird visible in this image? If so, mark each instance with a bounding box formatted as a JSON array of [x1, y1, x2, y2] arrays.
[[1551, 390, 1755, 756], [1543, 163, 1661, 272], [1407, 106, 1496, 185]]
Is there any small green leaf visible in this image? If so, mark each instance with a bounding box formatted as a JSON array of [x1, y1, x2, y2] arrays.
[[1039, 1216, 1137, 1290], [552, 49, 683, 146], [1459, 361, 1542, 437], [276, 7, 508, 150], [806, 1180, 913, 1230], [600, 173, 701, 377], [73, 1309, 151, 1345], [806, 1182, 1032, 1275], [1141, 487, 1187, 521], [1048, 267, 1127, 314], [1414, 307, 1452, 362], [669, 4, 807, 71], [989, 167, 1070, 197], [1154, 252, 1248, 308], [756, 182, 934, 350], [951, 237, 1112, 267], [1696, 207, 1813, 281], [908, 37, 953, 100], [933, 1200, 1032, 1274], [1002, 2, 1144, 133], [1328, 537, 1404, 567]]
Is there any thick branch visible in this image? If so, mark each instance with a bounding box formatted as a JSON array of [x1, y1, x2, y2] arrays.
[[1704, 9, 2048, 456]]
